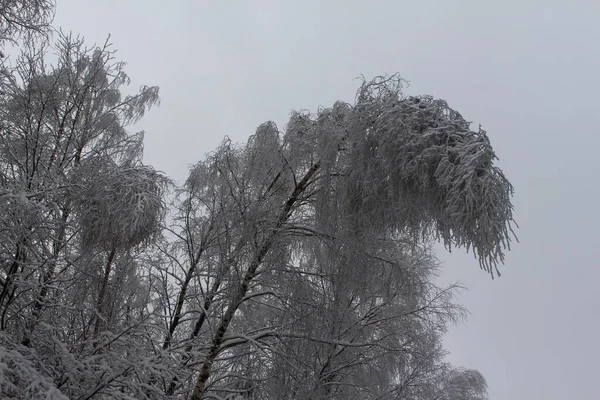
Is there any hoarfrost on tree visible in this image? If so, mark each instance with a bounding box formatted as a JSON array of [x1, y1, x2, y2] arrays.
[[0, 3, 516, 398]]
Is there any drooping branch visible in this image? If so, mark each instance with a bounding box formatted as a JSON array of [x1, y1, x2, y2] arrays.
[[71, 159, 168, 252], [284, 74, 517, 277]]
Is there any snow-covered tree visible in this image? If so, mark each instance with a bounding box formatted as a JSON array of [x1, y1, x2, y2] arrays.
[[0, 4, 516, 398], [153, 75, 515, 399], [0, 0, 54, 47], [0, 32, 166, 399]]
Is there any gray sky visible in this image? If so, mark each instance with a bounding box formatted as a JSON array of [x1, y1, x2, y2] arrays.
[[53, 1, 600, 399]]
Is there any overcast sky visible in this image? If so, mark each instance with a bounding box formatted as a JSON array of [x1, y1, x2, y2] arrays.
[[52, 1, 600, 399]]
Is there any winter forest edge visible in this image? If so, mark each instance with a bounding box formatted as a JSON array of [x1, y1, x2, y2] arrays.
[[0, 2, 516, 400]]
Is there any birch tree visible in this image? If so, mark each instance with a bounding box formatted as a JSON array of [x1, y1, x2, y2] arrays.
[[155, 75, 516, 399], [0, 33, 165, 399], [0, 3, 516, 396], [0, 0, 54, 46]]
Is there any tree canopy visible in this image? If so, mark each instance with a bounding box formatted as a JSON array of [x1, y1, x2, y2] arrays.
[[0, 3, 515, 399]]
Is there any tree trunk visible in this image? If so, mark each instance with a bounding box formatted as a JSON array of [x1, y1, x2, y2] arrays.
[[22, 209, 70, 346], [94, 248, 117, 337], [190, 161, 320, 400], [0, 242, 27, 330]]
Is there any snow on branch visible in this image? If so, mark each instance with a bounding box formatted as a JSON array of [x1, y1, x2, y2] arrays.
[[71, 158, 169, 251], [284, 74, 517, 277]]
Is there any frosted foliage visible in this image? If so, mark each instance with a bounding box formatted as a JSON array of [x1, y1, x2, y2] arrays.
[[284, 75, 516, 277], [246, 122, 284, 186], [73, 159, 166, 250], [0, 190, 46, 240], [284, 110, 316, 170], [0, 336, 68, 399], [284, 101, 351, 174], [0, 0, 54, 42], [443, 368, 489, 400], [0, 33, 160, 203], [0, 28, 509, 397], [225, 235, 468, 399]]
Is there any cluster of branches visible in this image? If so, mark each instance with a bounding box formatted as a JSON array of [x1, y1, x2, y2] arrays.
[[0, 3, 515, 399]]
